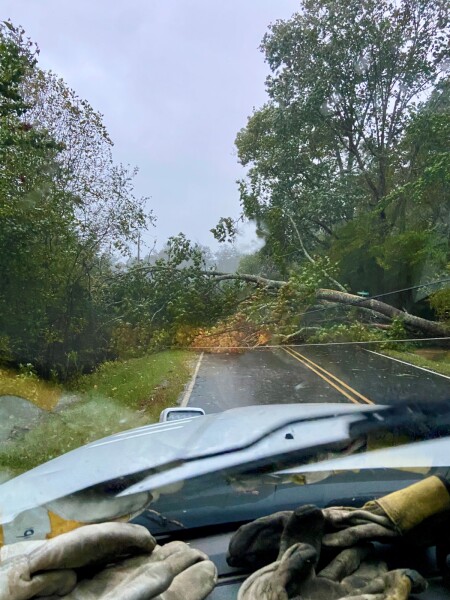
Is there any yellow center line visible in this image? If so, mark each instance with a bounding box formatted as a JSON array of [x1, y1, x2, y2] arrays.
[[282, 347, 360, 404], [285, 346, 374, 405]]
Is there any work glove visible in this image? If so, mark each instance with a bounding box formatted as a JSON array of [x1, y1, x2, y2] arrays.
[[323, 475, 450, 547], [238, 543, 427, 600], [227, 511, 292, 569], [237, 505, 427, 600], [228, 476, 450, 567], [227, 504, 326, 571], [0, 522, 217, 600]]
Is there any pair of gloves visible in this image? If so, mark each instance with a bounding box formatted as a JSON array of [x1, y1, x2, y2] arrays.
[[228, 476, 450, 600], [0, 522, 217, 600]]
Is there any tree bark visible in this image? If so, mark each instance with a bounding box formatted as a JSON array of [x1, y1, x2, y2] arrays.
[[202, 271, 285, 289], [203, 273, 448, 337], [316, 288, 448, 337]]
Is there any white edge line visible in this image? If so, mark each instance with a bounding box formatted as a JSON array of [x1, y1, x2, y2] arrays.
[[364, 349, 450, 381], [180, 352, 204, 407]]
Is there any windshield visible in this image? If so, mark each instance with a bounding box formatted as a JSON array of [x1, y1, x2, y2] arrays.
[[0, 0, 449, 560]]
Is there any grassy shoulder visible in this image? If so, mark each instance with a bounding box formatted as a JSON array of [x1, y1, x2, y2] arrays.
[[0, 366, 62, 410], [0, 350, 193, 475], [74, 350, 193, 413], [380, 349, 450, 377]]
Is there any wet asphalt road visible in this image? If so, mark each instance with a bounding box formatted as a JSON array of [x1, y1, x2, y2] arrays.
[[186, 347, 450, 412]]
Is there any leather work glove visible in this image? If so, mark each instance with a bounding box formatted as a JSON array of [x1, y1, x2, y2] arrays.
[[228, 476, 450, 566], [323, 475, 450, 547], [227, 505, 325, 571], [238, 543, 427, 600], [227, 511, 292, 569], [0, 522, 217, 600], [236, 506, 427, 600], [59, 541, 217, 600]]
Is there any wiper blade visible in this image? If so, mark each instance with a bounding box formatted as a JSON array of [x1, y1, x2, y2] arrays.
[[349, 399, 450, 440]]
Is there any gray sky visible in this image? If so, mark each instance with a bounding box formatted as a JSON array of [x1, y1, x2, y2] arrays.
[[3, 1, 299, 251]]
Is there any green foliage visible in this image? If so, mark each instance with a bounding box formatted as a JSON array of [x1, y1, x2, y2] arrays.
[[429, 287, 450, 323], [216, 0, 450, 325], [308, 323, 386, 344], [238, 249, 283, 280], [275, 258, 340, 319], [0, 21, 37, 117], [0, 351, 193, 474], [387, 317, 408, 341], [105, 235, 242, 354], [210, 217, 238, 243], [232, 258, 342, 338], [0, 22, 154, 378], [305, 316, 409, 350]]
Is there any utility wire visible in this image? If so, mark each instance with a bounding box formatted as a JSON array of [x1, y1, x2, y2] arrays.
[[186, 278, 450, 351], [189, 336, 450, 350], [297, 276, 450, 319], [357, 277, 450, 300]]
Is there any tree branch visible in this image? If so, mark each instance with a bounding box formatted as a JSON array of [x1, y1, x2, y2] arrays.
[[286, 213, 347, 292], [316, 288, 449, 337]]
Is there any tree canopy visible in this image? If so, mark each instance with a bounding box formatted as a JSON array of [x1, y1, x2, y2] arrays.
[[0, 21, 155, 376], [227, 0, 449, 310]]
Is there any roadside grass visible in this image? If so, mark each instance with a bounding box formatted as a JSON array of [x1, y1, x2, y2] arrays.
[[0, 398, 149, 473], [380, 349, 450, 377], [74, 350, 193, 414], [0, 367, 61, 410], [0, 350, 193, 476]]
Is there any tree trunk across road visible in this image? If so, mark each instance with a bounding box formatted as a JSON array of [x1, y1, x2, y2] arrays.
[[316, 289, 448, 337]]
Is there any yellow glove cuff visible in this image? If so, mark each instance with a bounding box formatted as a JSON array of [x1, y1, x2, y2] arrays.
[[365, 476, 450, 533]]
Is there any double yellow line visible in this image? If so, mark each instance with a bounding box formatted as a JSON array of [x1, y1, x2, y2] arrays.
[[283, 346, 374, 405]]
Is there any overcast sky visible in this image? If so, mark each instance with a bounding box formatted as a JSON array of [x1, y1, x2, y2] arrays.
[[3, 1, 299, 252]]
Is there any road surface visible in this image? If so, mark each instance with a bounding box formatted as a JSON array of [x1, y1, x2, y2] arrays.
[[184, 346, 450, 412]]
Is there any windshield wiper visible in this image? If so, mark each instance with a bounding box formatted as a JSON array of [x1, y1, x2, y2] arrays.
[[349, 399, 450, 440]]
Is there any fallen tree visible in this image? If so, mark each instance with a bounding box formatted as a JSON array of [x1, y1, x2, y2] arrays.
[[122, 265, 449, 339], [202, 272, 449, 338], [315, 289, 448, 338]]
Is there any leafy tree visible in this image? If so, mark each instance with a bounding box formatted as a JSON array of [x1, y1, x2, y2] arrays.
[[231, 0, 449, 291], [331, 78, 450, 308], [0, 21, 153, 377], [24, 69, 153, 255], [104, 235, 241, 355], [238, 249, 284, 280]]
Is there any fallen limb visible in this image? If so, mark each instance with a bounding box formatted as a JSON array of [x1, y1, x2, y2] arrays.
[[121, 265, 448, 338], [316, 288, 448, 337]]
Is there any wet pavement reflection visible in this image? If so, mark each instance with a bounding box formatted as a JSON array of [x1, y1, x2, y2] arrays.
[[187, 347, 450, 413]]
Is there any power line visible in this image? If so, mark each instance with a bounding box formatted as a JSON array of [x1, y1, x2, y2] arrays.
[[365, 277, 450, 300], [297, 276, 450, 319], [189, 336, 450, 351]]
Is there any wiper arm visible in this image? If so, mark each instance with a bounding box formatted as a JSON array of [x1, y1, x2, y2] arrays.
[[349, 399, 450, 440]]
